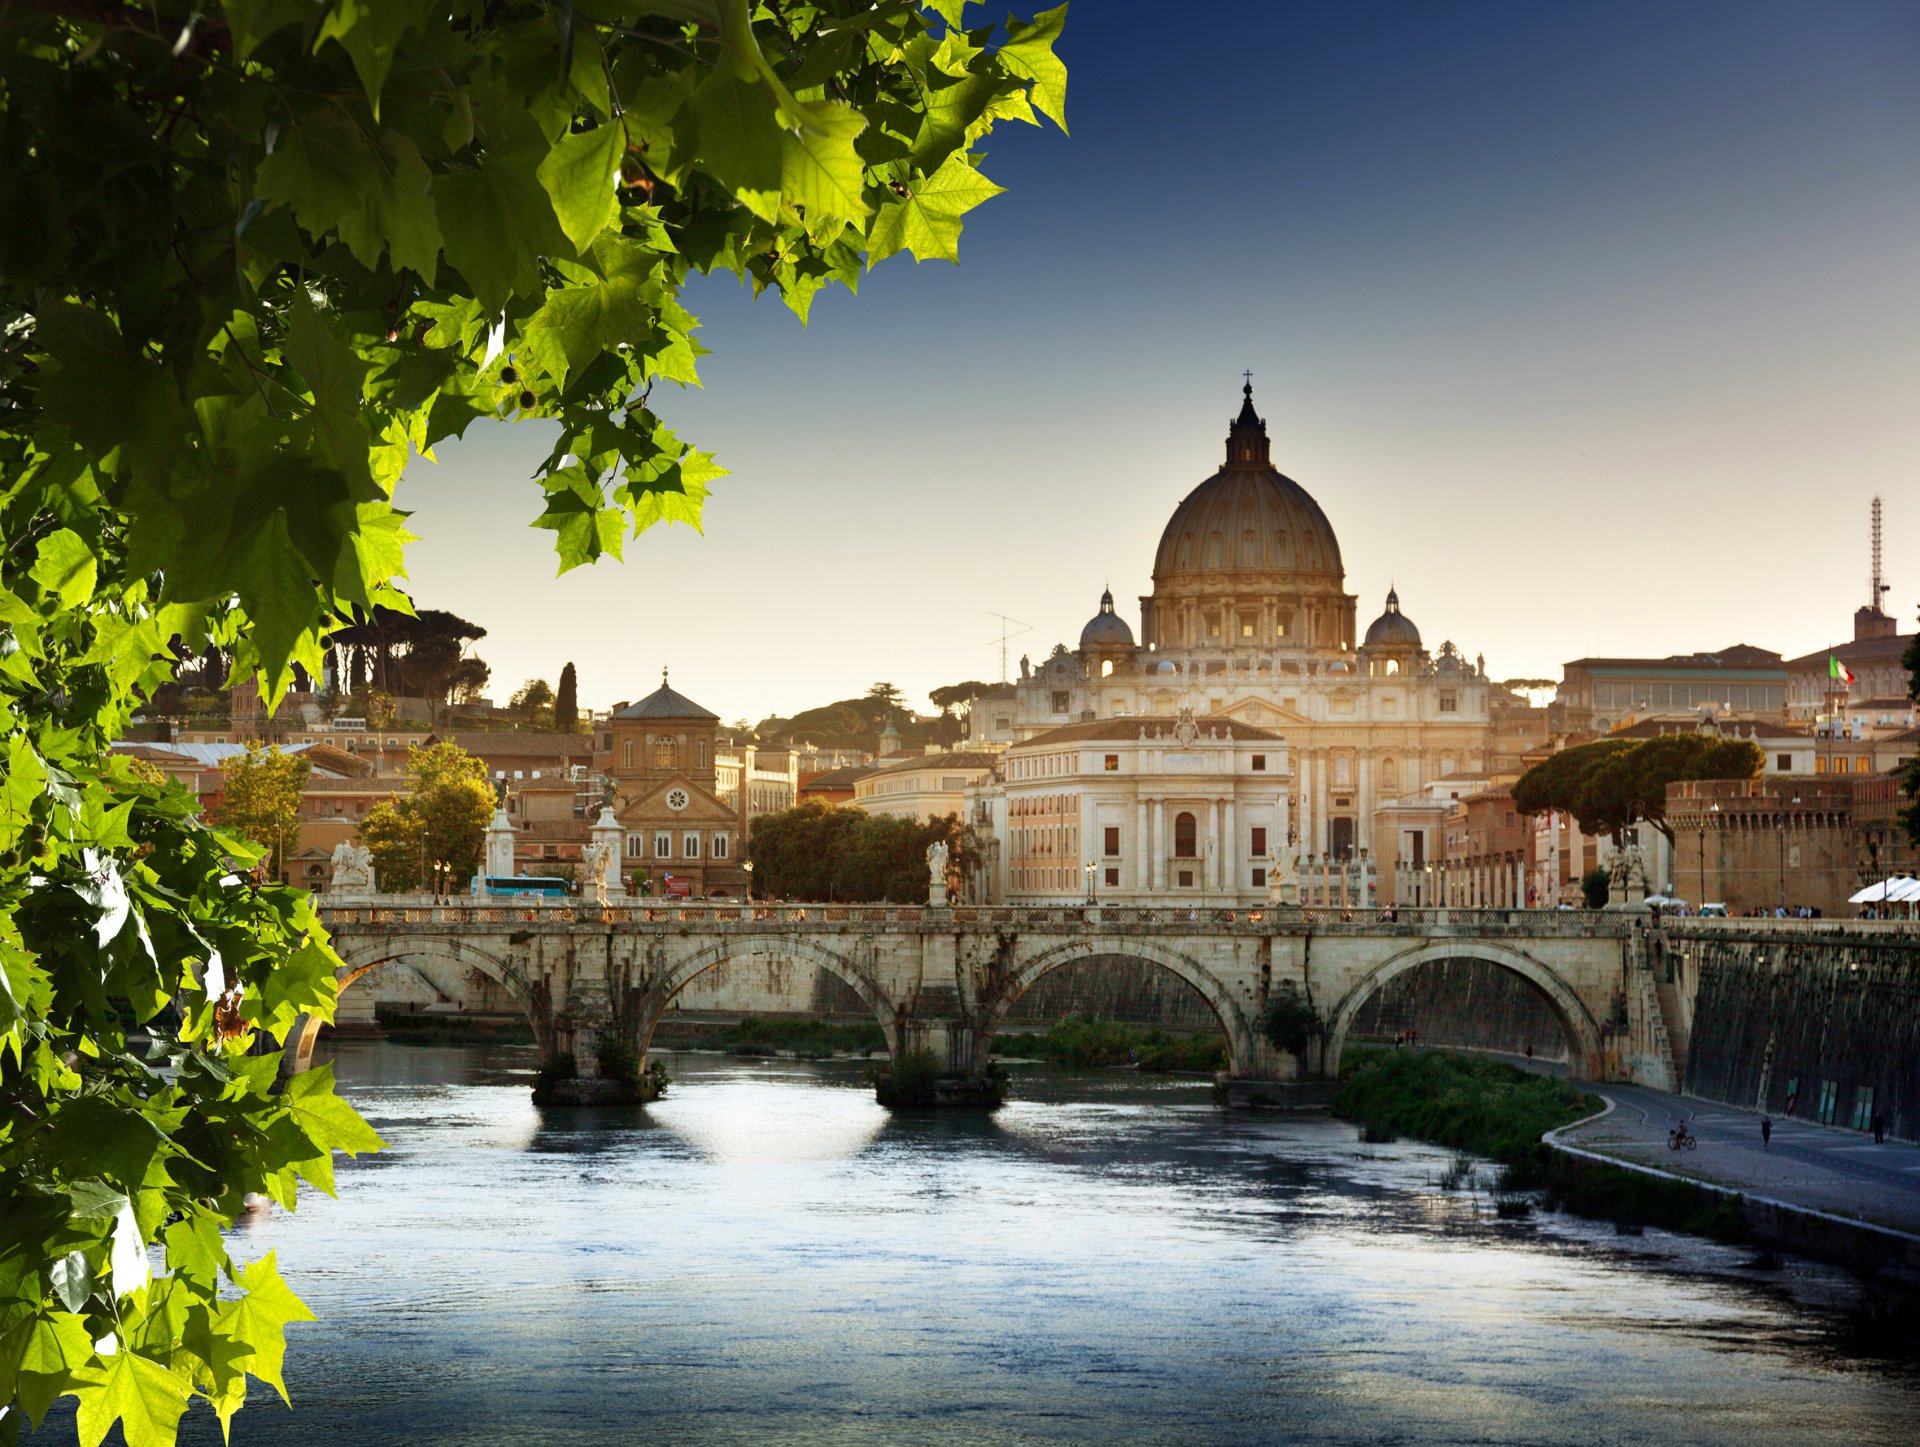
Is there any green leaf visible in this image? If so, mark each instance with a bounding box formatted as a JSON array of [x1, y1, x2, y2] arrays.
[[256, 109, 443, 280], [30, 529, 97, 606], [284, 292, 374, 497], [227, 512, 326, 696], [533, 465, 626, 573], [314, 0, 431, 119], [11, 1311, 94, 1424], [781, 101, 872, 231], [536, 123, 627, 255], [283, 1062, 385, 1159], [73, 1348, 192, 1447], [1002, 3, 1070, 132], [866, 155, 1004, 265], [219, 0, 311, 61], [216, 1252, 316, 1404], [688, 61, 782, 221], [519, 240, 659, 392], [438, 147, 569, 312]]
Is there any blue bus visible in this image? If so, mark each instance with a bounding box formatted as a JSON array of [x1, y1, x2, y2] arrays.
[[471, 875, 571, 899]]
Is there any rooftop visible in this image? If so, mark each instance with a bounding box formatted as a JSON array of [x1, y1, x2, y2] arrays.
[[1010, 716, 1283, 747]]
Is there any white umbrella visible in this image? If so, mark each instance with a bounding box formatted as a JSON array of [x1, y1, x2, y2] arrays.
[[1851, 877, 1919, 905], [1643, 894, 1685, 908]]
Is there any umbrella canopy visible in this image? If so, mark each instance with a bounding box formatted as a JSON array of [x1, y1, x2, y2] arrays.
[[1643, 894, 1686, 908], [1849, 877, 1920, 904]]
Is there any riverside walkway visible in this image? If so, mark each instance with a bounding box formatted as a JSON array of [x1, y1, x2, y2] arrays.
[[1555, 1079, 1920, 1240]]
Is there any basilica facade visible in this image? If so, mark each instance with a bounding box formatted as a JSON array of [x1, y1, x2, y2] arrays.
[[971, 383, 1496, 885]]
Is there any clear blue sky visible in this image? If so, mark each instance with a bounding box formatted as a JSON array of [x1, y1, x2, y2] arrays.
[[400, 0, 1920, 722]]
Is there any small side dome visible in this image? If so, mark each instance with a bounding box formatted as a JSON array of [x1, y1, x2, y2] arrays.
[[1079, 587, 1135, 648], [1363, 587, 1422, 648]]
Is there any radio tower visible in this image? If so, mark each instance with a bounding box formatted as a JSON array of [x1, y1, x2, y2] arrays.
[[1868, 495, 1889, 614]]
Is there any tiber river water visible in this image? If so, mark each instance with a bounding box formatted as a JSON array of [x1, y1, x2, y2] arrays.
[[101, 1041, 1920, 1445]]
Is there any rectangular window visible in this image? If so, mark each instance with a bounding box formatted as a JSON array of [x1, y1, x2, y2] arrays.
[[1251, 826, 1267, 855], [1252, 867, 1266, 887], [1851, 1086, 1875, 1132], [1775, 753, 1791, 772], [1104, 826, 1121, 857], [1252, 754, 1266, 771], [1051, 691, 1070, 713], [654, 833, 671, 858], [1814, 757, 1826, 773], [1104, 753, 1119, 772], [712, 833, 729, 860], [1817, 1080, 1838, 1126], [683, 832, 700, 859], [543, 845, 557, 859], [994, 716, 1011, 731], [626, 835, 643, 858], [1177, 869, 1194, 887], [1438, 693, 1457, 713], [1855, 757, 1870, 774], [1104, 867, 1120, 887]]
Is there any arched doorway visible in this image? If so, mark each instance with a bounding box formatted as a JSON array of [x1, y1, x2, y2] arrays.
[[1323, 943, 1603, 1079], [980, 941, 1260, 1076]]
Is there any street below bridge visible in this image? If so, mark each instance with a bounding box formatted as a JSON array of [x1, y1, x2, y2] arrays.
[[1497, 1053, 1920, 1240]]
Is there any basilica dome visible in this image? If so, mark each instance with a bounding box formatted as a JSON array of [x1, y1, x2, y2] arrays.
[[1363, 588, 1421, 648], [1142, 382, 1356, 654], [1079, 588, 1135, 648]]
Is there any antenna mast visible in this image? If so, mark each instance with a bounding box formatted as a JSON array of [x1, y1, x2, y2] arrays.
[[1869, 494, 1888, 612], [985, 612, 1032, 684]]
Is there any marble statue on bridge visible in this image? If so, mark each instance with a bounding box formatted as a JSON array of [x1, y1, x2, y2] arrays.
[[581, 840, 614, 907], [1267, 840, 1299, 906], [926, 838, 950, 906], [329, 841, 374, 896]]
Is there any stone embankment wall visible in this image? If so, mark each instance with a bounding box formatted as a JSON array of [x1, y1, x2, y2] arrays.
[[1680, 930, 1918, 1142], [1345, 958, 1571, 1061]]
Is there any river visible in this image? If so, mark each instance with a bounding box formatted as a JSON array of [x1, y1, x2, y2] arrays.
[[111, 1042, 1920, 1444]]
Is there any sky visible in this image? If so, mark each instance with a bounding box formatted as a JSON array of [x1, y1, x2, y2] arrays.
[[397, 0, 1920, 723]]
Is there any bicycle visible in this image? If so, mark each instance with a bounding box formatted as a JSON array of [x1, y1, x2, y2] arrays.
[[1667, 1127, 1697, 1151]]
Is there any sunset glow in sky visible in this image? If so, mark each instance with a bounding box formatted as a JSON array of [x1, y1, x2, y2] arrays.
[[397, 0, 1920, 723]]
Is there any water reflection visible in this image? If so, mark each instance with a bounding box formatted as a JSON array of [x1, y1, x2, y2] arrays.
[[44, 1041, 1915, 1447]]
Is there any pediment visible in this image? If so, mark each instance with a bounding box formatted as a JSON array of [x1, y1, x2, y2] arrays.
[[615, 774, 735, 825], [1217, 696, 1309, 729]]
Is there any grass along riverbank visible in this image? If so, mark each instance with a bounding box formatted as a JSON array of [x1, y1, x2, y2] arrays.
[[991, 1016, 1228, 1072], [1336, 1049, 1749, 1241]]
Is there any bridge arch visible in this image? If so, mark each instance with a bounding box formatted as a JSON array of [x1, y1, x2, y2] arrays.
[[981, 939, 1261, 1076], [285, 934, 538, 1075], [642, 936, 901, 1059], [1322, 941, 1605, 1079]]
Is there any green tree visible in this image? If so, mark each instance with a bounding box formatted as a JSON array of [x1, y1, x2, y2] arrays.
[[214, 745, 313, 882], [0, 2, 1065, 1440], [358, 743, 496, 891], [555, 663, 579, 734], [447, 656, 493, 706], [510, 678, 556, 727], [866, 682, 905, 709], [1514, 735, 1762, 845], [1580, 866, 1611, 910], [748, 804, 973, 902]]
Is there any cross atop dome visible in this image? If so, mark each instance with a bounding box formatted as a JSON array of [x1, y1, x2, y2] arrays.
[[1227, 374, 1270, 465]]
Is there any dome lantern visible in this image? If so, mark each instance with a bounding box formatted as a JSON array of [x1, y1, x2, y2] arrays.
[[1226, 374, 1270, 466]]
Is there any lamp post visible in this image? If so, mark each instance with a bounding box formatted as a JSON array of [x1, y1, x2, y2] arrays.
[[743, 857, 755, 904], [1084, 860, 1096, 904]]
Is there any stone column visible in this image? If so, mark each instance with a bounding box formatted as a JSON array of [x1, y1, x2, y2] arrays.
[[1151, 799, 1165, 891], [1357, 753, 1372, 853], [485, 806, 516, 879], [1136, 798, 1149, 895], [1297, 753, 1313, 858], [1223, 796, 1237, 897], [590, 806, 625, 900], [1316, 758, 1331, 856]]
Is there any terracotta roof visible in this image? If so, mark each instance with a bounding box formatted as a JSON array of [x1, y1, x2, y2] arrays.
[[866, 751, 998, 775], [113, 744, 199, 766], [449, 731, 597, 758], [799, 765, 878, 791], [1565, 645, 1784, 671], [1009, 717, 1282, 747]]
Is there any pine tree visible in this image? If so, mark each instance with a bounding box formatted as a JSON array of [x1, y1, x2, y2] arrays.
[[556, 662, 579, 734]]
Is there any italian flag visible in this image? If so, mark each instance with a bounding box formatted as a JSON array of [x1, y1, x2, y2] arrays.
[[1829, 653, 1855, 684]]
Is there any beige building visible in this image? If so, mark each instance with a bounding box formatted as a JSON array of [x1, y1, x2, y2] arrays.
[[970, 383, 1494, 878], [851, 749, 997, 823], [606, 674, 743, 898], [969, 715, 1291, 905]]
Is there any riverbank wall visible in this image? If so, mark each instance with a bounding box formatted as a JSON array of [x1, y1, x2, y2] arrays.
[[1669, 926, 1919, 1142]]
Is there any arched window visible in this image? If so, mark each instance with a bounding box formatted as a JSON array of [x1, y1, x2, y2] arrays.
[[1174, 812, 1197, 858], [623, 740, 633, 769], [651, 738, 676, 770], [1386, 659, 1400, 675], [696, 739, 708, 768]]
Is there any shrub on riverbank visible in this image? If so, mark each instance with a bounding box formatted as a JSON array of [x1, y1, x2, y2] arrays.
[[1336, 1049, 1746, 1241], [989, 1016, 1227, 1072]]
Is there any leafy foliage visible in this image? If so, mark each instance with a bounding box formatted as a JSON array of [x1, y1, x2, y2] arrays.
[[0, 2, 1065, 1438], [1261, 989, 1323, 1059], [509, 678, 556, 728], [990, 1017, 1227, 1072], [1580, 866, 1611, 910], [748, 803, 973, 902], [1513, 735, 1763, 843], [356, 742, 495, 891], [214, 745, 314, 881]]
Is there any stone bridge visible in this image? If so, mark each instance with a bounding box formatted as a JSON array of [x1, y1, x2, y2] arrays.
[[303, 899, 1686, 1096]]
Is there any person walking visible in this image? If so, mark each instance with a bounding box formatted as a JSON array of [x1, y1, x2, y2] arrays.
[[1760, 1115, 1772, 1150], [1873, 1113, 1886, 1145]]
